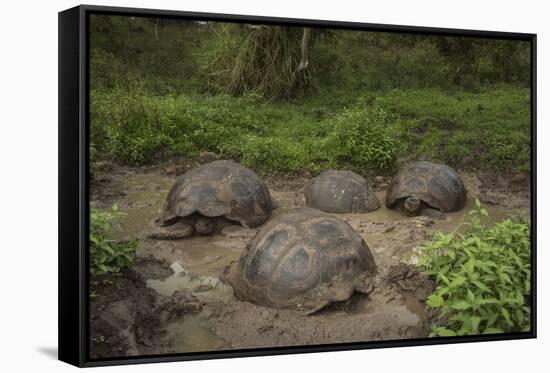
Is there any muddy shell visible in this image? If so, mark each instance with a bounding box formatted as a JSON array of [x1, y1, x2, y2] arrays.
[[304, 170, 381, 213], [161, 160, 273, 228], [385, 161, 467, 212], [224, 207, 377, 314]]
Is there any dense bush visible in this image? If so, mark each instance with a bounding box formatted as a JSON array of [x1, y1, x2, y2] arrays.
[[420, 200, 531, 336], [328, 106, 400, 173], [90, 87, 403, 173], [90, 88, 248, 164], [90, 205, 138, 276], [201, 24, 307, 99], [240, 136, 313, 173]]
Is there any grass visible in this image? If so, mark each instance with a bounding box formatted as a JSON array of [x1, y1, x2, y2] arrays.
[[90, 85, 530, 174], [373, 87, 531, 172]]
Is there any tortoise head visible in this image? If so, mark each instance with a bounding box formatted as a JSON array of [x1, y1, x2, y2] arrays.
[[404, 197, 421, 216], [195, 216, 216, 235]]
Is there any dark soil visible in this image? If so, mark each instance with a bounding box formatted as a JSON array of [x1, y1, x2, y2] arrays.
[[89, 269, 164, 358]]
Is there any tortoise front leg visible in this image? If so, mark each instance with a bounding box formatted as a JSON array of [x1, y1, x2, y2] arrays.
[[146, 220, 195, 240], [403, 197, 421, 216]]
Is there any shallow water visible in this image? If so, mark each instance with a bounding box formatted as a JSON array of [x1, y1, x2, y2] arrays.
[[363, 191, 512, 232], [146, 262, 236, 302], [166, 314, 229, 353]]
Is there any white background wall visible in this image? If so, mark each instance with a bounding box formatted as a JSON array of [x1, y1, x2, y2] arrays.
[[0, 0, 546, 371]]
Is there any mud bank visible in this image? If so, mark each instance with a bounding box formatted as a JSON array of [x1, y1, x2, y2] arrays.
[[89, 161, 530, 358]]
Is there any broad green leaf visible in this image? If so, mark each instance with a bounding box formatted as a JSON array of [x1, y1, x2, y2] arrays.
[[437, 328, 457, 337], [427, 294, 445, 308], [449, 276, 466, 288], [472, 280, 490, 293], [501, 308, 513, 326], [467, 289, 476, 305], [515, 308, 524, 323], [451, 301, 471, 311], [470, 316, 481, 333], [464, 259, 475, 273], [483, 327, 504, 334], [499, 273, 512, 284]]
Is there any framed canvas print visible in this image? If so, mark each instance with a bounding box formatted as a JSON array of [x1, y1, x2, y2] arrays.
[[58, 4, 537, 367]]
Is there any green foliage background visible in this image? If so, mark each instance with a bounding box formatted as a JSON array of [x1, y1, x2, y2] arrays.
[[90, 15, 531, 174]]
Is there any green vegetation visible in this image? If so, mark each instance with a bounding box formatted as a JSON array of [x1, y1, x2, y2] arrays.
[[88, 17, 532, 337], [201, 24, 307, 98], [89, 15, 531, 174], [420, 200, 531, 336], [91, 86, 530, 174], [90, 205, 138, 276]]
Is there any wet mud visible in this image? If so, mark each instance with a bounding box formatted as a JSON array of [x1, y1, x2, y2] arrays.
[[90, 161, 530, 358]]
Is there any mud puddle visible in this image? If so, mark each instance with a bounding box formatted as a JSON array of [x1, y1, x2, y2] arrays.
[[166, 314, 229, 353], [147, 262, 236, 303], [90, 163, 529, 356]]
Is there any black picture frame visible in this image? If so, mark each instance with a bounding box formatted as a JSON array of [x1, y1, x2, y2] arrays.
[[59, 4, 537, 368]]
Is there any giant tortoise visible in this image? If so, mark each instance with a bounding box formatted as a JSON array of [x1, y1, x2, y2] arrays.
[[147, 160, 273, 240], [223, 207, 377, 314], [304, 170, 380, 213], [385, 161, 467, 219]]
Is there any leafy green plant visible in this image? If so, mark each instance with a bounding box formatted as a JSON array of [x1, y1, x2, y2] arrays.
[[90, 205, 138, 276], [420, 200, 531, 336]]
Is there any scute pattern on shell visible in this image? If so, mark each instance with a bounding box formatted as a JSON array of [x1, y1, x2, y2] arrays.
[[305, 170, 381, 213], [385, 161, 467, 212], [225, 208, 377, 314], [161, 160, 273, 228]]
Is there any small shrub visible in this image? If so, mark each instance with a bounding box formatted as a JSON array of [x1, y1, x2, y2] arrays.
[[483, 130, 530, 171], [201, 24, 306, 99], [90, 205, 138, 276], [420, 200, 531, 336], [330, 106, 399, 173], [240, 135, 311, 173]]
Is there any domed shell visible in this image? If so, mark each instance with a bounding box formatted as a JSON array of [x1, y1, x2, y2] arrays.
[[161, 160, 273, 228], [305, 170, 380, 213], [385, 161, 467, 212], [224, 208, 377, 314]]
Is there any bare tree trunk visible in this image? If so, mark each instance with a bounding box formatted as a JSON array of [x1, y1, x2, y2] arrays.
[[154, 19, 159, 40], [296, 28, 312, 73], [292, 27, 313, 94]]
